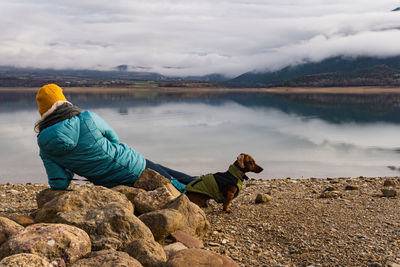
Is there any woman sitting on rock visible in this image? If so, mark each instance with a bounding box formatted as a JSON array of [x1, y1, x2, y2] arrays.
[[35, 84, 195, 191]]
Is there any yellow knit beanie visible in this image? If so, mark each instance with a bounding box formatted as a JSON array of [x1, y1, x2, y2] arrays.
[[36, 84, 67, 116]]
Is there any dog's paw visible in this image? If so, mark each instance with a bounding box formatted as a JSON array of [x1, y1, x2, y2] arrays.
[[223, 207, 232, 213]]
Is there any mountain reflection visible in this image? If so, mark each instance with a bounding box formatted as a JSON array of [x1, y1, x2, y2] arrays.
[[1, 89, 400, 183]]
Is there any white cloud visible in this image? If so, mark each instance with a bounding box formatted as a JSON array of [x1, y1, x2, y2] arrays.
[[0, 0, 399, 77]]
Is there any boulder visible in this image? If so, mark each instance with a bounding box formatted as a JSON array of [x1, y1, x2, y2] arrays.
[[71, 249, 143, 267], [0, 217, 24, 246], [134, 168, 171, 191], [0, 253, 51, 267], [34, 185, 150, 250], [0, 223, 91, 264], [35, 185, 133, 223], [112, 185, 145, 204], [138, 209, 184, 242], [134, 185, 180, 214], [170, 230, 203, 249], [124, 238, 167, 267], [163, 242, 187, 259], [55, 203, 154, 250], [255, 193, 272, 204], [162, 195, 209, 238], [165, 248, 239, 267]]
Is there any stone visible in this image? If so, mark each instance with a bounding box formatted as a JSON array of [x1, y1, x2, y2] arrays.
[[35, 185, 133, 223], [323, 186, 337, 192], [9, 215, 35, 227], [112, 185, 145, 204], [134, 168, 171, 191], [171, 230, 204, 248], [255, 193, 272, 204], [0, 217, 24, 246], [139, 209, 184, 242], [71, 249, 143, 267], [165, 248, 239, 267], [383, 179, 398, 187], [36, 188, 68, 209], [56, 203, 153, 250], [381, 188, 398, 197], [319, 191, 342, 199], [163, 242, 187, 259], [0, 253, 51, 267], [344, 185, 359, 191], [124, 238, 167, 267], [134, 185, 180, 214], [386, 262, 400, 267], [162, 194, 210, 238], [0, 223, 91, 264]]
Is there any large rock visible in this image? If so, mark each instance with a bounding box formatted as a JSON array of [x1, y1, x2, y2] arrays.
[[35, 185, 133, 222], [0, 217, 24, 246], [124, 238, 167, 267], [71, 249, 143, 267], [112, 185, 145, 204], [0, 253, 51, 267], [134, 185, 180, 214], [56, 203, 154, 250], [162, 195, 209, 238], [138, 209, 184, 242], [34, 185, 149, 250], [134, 168, 171, 191], [0, 223, 91, 264], [165, 248, 239, 267]]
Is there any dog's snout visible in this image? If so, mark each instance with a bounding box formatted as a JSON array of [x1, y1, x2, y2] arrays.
[[254, 165, 263, 173]]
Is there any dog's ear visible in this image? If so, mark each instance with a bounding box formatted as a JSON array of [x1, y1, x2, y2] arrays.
[[236, 153, 246, 169]]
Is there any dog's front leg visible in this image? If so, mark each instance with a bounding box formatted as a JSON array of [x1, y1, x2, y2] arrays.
[[223, 185, 238, 213]]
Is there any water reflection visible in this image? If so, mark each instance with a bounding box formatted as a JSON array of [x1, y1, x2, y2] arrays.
[[1, 90, 400, 184]]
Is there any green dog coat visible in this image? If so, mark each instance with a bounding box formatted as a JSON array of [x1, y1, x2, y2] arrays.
[[184, 165, 246, 203]]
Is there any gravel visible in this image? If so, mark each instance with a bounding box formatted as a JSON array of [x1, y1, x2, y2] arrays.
[[1, 177, 400, 266]]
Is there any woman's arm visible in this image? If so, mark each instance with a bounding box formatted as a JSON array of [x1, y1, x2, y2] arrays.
[[40, 151, 73, 190]]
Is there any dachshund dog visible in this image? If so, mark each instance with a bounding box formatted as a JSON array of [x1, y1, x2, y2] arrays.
[[184, 153, 263, 213]]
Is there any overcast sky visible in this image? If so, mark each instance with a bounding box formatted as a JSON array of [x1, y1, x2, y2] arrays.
[[1, 0, 400, 77]]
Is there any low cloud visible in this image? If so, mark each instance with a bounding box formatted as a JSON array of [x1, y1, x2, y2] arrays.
[[0, 0, 399, 77]]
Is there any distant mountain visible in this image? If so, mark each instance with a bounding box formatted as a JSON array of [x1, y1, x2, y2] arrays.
[[229, 56, 400, 87], [0, 66, 229, 87]]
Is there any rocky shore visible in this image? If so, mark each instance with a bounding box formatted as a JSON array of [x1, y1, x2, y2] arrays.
[[0, 174, 400, 266]]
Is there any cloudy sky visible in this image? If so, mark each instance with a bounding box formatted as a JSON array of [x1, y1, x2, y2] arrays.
[[1, 0, 400, 77]]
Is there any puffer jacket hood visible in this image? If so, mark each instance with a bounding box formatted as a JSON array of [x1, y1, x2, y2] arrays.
[[37, 111, 146, 190], [38, 116, 80, 155]]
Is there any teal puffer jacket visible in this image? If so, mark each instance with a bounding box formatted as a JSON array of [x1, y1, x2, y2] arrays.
[[37, 111, 146, 190]]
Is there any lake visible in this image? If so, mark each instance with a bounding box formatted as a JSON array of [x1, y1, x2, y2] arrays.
[[1, 87, 400, 184]]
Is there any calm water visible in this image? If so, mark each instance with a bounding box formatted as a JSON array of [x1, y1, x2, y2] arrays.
[[1, 89, 400, 184]]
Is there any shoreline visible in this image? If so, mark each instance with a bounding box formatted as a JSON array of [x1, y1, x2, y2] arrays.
[[2, 86, 400, 94], [1, 176, 400, 266]]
